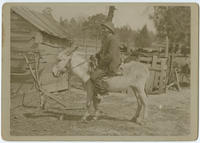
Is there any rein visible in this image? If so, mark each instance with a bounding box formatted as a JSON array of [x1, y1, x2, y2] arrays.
[[70, 59, 88, 69], [67, 56, 89, 70]]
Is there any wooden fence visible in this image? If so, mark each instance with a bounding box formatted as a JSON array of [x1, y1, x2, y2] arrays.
[[138, 56, 168, 94]]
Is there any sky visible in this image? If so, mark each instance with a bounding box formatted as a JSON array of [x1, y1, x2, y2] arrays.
[[27, 3, 156, 32]]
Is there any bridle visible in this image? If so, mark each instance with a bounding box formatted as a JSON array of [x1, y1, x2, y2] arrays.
[[57, 46, 96, 75], [64, 55, 88, 71]]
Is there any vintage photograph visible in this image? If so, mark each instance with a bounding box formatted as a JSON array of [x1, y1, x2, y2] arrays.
[[1, 3, 198, 141]]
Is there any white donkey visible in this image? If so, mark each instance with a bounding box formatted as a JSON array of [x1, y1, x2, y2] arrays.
[[52, 46, 149, 124]]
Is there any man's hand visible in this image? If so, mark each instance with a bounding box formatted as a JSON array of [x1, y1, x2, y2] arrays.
[[95, 52, 100, 59]]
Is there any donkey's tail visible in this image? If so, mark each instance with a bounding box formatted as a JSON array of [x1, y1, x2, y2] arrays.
[[144, 83, 149, 97]]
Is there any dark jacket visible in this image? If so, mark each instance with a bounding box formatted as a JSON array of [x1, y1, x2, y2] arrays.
[[97, 33, 121, 73]]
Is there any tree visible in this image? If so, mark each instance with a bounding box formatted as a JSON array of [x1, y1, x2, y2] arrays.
[[60, 17, 86, 39], [150, 6, 191, 52], [116, 25, 135, 44], [59, 14, 107, 39], [82, 13, 107, 39], [134, 25, 152, 49]]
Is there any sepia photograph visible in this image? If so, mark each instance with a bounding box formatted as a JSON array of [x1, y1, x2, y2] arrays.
[[1, 2, 198, 141]]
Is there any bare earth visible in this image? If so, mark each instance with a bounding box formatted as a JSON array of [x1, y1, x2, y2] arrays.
[[10, 87, 190, 136]]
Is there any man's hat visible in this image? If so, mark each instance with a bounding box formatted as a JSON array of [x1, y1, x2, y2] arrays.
[[101, 21, 115, 34]]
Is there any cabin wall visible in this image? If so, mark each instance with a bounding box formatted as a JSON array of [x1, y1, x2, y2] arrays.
[[11, 10, 39, 73], [11, 11, 69, 73], [11, 11, 69, 92], [11, 11, 38, 52]]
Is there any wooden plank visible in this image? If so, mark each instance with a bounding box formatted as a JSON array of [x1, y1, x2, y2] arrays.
[[145, 73, 153, 93], [139, 56, 153, 64], [149, 66, 167, 72], [144, 56, 157, 93], [153, 71, 159, 91], [11, 32, 33, 40], [159, 59, 167, 93], [11, 37, 33, 42], [11, 19, 31, 25], [11, 33, 33, 41], [11, 28, 32, 33], [10, 21, 33, 29], [175, 68, 181, 91], [11, 41, 35, 51], [157, 58, 167, 64], [151, 56, 158, 92]]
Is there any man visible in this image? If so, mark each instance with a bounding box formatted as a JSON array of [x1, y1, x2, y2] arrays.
[[90, 21, 121, 95]]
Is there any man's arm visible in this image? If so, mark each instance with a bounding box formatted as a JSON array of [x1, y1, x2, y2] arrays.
[[107, 36, 121, 73]]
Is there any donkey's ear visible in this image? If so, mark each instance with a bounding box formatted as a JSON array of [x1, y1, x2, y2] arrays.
[[67, 46, 79, 55], [72, 46, 78, 52], [57, 49, 68, 60]]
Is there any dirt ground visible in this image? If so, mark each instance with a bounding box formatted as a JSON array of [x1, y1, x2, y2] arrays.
[[10, 86, 190, 136]]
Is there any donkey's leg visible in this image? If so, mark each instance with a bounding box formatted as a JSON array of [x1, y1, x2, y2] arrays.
[[130, 87, 142, 122], [82, 79, 94, 121], [138, 87, 148, 120], [92, 92, 101, 120], [40, 92, 47, 110], [93, 92, 106, 120]]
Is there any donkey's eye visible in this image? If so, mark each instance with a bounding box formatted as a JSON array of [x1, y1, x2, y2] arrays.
[[56, 58, 61, 62]]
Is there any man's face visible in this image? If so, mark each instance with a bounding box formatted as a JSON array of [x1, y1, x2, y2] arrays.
[[101, 26, 111, 37]]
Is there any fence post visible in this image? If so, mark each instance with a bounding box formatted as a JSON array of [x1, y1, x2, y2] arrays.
[[67, 70, 71, 95], [165, 36, 169, 58], [96, 35, 98, 52], [159, 58, 167, 93], [152, 56, 158, 93], [146, 56, 157, 94], [85, 38, 87, 59]]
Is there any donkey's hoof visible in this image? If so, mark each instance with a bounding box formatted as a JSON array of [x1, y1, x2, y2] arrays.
[[81, 116, 89, 123], [99, 110, 107, 116], [137, 121, 144, 125], [39, 104, 46, 110], [130, 117, 137, 122], [136, 118, 145, 125], [131, 117, 145, 125], [59, 114, 64, 120], [92, 116, 99, 121], [81, 119, 88, 123]]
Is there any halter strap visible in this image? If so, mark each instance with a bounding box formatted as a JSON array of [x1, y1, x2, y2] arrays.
[[67, 55, 89, 70], [71, 60, 88, 69]]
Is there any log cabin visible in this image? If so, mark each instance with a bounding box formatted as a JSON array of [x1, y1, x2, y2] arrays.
[[11, 6, 71, 92]]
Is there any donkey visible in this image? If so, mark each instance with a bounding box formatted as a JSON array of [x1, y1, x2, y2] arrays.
[[52, 46, 150, 124]]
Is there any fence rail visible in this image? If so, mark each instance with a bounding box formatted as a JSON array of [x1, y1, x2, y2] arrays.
[[138, 55, 168, 94]]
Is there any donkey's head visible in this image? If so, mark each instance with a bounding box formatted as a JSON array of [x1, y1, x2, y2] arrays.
[[52, 46, 78, 77]]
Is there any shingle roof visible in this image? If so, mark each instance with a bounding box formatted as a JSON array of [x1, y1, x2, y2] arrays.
[[12, 6, 70, 39]]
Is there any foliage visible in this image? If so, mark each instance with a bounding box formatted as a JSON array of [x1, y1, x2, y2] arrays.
[[60, 17, 86, 39], [59, 12, 155, 47], [134, 25, 152, 49], [150, 6, 191, 50], [82, 13, 107, 39], [115, 25, 136, 44]]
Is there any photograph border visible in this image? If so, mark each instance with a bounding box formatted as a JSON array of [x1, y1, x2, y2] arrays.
[[1, 2, 199, 141]]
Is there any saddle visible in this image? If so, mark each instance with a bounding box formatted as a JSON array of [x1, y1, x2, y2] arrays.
[[89, 55, 122, 95]]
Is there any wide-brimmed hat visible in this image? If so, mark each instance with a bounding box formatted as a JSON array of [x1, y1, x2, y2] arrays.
[[101, 21, 115, 34]]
